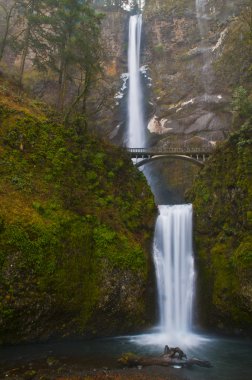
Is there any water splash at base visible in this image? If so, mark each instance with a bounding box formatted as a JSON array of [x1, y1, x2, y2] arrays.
[[153, 204, 195, 344]]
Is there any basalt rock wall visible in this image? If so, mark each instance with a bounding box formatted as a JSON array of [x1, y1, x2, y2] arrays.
[[88, 8, 129, 141], [142, 0, 251, 147]]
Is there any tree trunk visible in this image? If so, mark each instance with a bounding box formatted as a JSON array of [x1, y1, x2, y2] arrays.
[[19, 30, 29, 87], [118, 349, 212, 369], [0, 7, 13, 61], [82, 71, 91, 113], [64, 70, 92, 125], [19, 1, 35, 87], [58, 61, 67, 110]]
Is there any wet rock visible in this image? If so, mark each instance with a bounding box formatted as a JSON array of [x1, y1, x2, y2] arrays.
[[184, 46, 212, 59], [46, 357, 59, 367], [148, 116, 172, 135], [23, 370, 37, 380]]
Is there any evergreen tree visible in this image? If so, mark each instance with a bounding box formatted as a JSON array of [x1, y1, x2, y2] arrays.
[[0, 0, 19, 61], [0, 0, 104, 118], [9, 0, 52, 85], [39, 0, 104, 112]]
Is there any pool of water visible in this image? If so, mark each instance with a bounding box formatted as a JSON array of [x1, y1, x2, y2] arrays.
[[1, 331, 252, 380]]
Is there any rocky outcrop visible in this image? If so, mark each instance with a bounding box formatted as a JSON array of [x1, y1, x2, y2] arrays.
[[88, 8, 129, 140], [147, 94, 230, 142], [143, 0, 251, 146]]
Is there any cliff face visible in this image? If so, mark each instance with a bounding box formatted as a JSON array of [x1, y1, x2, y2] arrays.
[[0, 79, 156, 344], [143, 0, 251, 147], [88, 8, 129, 141]]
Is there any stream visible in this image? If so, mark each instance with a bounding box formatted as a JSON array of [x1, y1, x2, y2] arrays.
[[1, 334, 252, 380]]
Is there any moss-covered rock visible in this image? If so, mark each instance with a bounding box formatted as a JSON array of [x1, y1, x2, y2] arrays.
[[0, 82, 156, 344], [187, 123, 252, 334]]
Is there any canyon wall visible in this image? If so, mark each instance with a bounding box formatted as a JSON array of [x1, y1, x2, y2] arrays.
[[142, 0, 251, 147]]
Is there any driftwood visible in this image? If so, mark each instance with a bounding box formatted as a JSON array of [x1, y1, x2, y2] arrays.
[[118, 345, 212, 369]]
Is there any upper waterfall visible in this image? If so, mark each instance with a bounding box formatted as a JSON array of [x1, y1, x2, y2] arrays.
[[195, 0, 215, 94], [196, 0, 208, 38], [127, 14, 145, 148]]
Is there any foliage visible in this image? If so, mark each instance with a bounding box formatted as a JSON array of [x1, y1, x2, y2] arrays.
[[214, 7, 252, 91], [0, 89, 156, 343], [0, 0, 19, 61], [0, 0, 104, 117], [232, 86, 252, 129], [187, 122, 252, 332]]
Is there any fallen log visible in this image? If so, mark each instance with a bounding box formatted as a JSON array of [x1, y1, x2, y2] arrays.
[[118, 348, 212, 369]]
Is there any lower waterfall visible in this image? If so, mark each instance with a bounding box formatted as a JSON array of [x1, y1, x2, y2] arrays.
[[153, 205, 195, 340]]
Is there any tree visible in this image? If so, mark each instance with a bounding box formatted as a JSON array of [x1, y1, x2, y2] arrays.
[[0, 0, 104, 119], [232, 87, 251, 117], [0, 0, 18, 61], [17, 0, 35, 85], [39, 0, 104, 112]]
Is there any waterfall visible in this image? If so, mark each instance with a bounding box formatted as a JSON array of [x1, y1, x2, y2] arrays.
[[126, 14, 197, 347], [196, 0, 209, 38], [127, 14, 145, 148], [153, 205, 195, 340], [195, 0, 214, 94]]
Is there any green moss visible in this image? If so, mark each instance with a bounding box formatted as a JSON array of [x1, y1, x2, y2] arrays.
[[188, 122, 252, 332], [214, 15, 252, 91], [0, 89, 156, 343], [94, 224, 147, 274], [233, 237, 252, 271]]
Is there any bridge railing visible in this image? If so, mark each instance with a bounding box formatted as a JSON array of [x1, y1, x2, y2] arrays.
[[127, 145, 214, 155]]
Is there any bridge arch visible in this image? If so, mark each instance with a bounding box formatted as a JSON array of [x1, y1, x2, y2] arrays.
[[135, 154, 205, 168]]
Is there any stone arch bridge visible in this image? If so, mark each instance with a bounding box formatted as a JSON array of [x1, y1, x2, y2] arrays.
[[127, 145, 215, 167]]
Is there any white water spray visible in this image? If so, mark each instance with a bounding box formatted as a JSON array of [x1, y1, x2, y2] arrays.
[[127, 14, 145, 148], [196, 0, 209, 38], [154, 205, 195, 339]]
